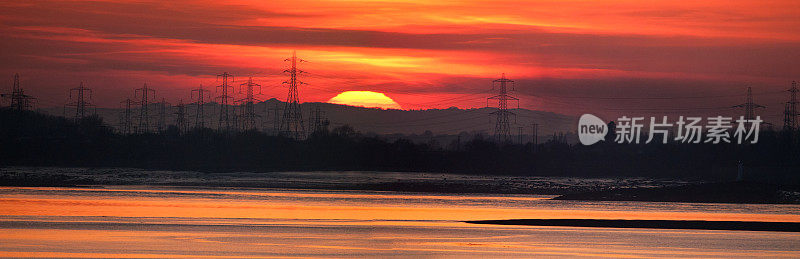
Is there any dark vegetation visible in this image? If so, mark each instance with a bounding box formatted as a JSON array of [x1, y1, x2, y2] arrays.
[[2, 108, 800, 184]]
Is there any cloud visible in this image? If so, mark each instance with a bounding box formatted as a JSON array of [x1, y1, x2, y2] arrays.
[[0, 0, 798, 127]]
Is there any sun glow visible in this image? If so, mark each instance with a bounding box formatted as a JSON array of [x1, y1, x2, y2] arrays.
[[328, 91, 402, 110]]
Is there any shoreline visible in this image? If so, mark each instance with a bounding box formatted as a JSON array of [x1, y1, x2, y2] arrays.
[[0, 167, 693, 195], [2, 167, 799, 204], [554, 181, 800, 204], [466, 219, 800, 232]]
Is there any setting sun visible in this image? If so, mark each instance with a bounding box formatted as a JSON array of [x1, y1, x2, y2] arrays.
[[328, 91, 402, 110]]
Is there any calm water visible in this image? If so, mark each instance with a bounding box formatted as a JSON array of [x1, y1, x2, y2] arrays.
[[1, 186, 799, 258]]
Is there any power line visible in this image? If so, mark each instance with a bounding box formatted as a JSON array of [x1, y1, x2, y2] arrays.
[[600, 106, 736, 111], [368, 108, 485, 126], [303, 72, 491, 109], [366, 113, 489, 128], [429, 120, 491, 135], [531, 90, 786, 100]]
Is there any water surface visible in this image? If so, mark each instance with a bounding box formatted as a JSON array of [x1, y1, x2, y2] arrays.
[[1, 186, 799, 258]]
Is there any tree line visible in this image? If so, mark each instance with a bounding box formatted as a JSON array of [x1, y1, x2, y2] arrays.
[[1, 108, 799, 184]]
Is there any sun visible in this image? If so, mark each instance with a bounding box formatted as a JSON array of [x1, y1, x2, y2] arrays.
[[328, 91, 402, 110]]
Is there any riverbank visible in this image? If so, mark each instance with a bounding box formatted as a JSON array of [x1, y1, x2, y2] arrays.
[[0, 167, 691, 195], [2, 167, 799, 204], [466, 219, 800, 232], [554, 181, 800, 204]]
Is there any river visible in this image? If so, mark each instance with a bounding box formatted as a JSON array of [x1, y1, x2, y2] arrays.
[[1, 185, 799, 258]]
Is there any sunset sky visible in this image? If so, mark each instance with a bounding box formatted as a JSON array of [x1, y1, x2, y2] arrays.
[[1, 0, 799, 122]]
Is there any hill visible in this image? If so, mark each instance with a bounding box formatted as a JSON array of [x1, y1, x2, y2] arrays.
[[41, 99, 576, 141]]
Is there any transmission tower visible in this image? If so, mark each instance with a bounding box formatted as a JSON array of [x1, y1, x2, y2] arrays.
[[262, 102, 272, 133], [785, 103, 792, 131], [487, 73, 518, 143], [65, 82, 95, 122], [191, 85, 210, 129], [268, 102, 281, 135], [1, 73, 36, 110], [174, 99, 188, 134], [216, 72, 235, 132], [238, 76, 262, 131], [784, 81, 799, 131], [280, 51, 306, 139], [308, 105, 330, 135], [531, 123, 539, 151], [732, 87, 765, 121], [119, 98, 133, 134], [134, 83, 156, 133], [156, 98, 170, 132], [155, 97, 168, 132], [232, 105, 240, 132]]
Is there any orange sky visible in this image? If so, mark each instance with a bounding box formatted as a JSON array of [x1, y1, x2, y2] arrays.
[[1, 0, 799, 120]]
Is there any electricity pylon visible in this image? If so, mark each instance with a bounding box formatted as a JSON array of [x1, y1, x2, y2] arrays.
[[65, 82, 95, 122], [280, 51, 306, 139], [119, 98, 133, 134], [1, 73, 36, 110], [267, 102, 281, 135], [487, 73, 518, 143], [238, 77, 261, 131], [156, 98, 170, 133], [531, 123, 539, 151], [732, 87, 765, 121], [308, 105, 330, 135], [174, 99, 188, 134], [191, 84, 210, 129], [784, 81, 799, 131], [157, 98, 166, 132], [134, 83, 156, 133], [216, 72, 235, 132]]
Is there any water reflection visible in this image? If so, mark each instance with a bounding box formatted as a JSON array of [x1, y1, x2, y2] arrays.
[[0, 186, 799, 258]]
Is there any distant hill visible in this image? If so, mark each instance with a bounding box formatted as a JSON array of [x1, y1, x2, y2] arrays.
[[41, 98, 576, 140]]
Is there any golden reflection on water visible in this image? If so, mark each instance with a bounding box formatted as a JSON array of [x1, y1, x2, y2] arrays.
[[1, 187, 799, 223], [0, 186, 799, 258]]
